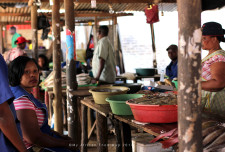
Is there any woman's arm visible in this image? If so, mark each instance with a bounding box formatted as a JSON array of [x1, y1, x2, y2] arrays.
[[0, 102, 27, 152], [16, 109, 75, 149], [202, 62, 225, 91]]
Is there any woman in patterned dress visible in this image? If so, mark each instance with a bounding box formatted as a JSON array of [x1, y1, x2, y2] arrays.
[[201, 22, 225, 115]]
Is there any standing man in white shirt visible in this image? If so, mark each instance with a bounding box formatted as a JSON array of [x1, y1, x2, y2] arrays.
[[92, 26, 116, 84]]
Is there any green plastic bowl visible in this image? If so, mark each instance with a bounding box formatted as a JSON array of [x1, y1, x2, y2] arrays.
[[106, 94, 144, 115]]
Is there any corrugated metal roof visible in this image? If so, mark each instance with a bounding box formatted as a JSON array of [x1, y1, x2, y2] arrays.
[[0, 2, 177, 24]]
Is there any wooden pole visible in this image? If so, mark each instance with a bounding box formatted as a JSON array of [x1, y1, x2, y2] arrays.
[[3, 25, 7, 52], [113, 16, 120, 71], [150, 24, 157, 69], [0, 25, 3, 54], [64, 0, 79, 143], [93, 17, 98, 48], [52, 0, 63, 134], [31, 5, 38, 59], [96, 112, 108, 152], [81, 104, 88, 152], [177, 0, 202, 151]]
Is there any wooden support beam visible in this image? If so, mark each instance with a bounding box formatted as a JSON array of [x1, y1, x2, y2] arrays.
[[52, 0, 63, 134], [3, 25, 7, 51], [65, 0, 79, 144], [177, 0, 202, 151], [31, 5, 38, 59], [93, 17, 98, 48], [0, 13, 30, 17], [0, 25, 3, 54], [150, 24, 157, 69]]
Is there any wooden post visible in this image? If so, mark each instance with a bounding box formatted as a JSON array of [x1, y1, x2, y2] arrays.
[[81, 104, 88, 152], [31, 5, 38, 59], [0, 25, 3, 54], [113, 119, 122, 152], [3, 25, 7, 52], [177, 0, 202, 151], [52, 0, 63, 134], [150, 24, 157, 69], [113, 16, 120, 73], [120, 122, 132, 152], [93, 17, 98, 48], [64, 0, 79, 144], [96, 112, 108, 152]]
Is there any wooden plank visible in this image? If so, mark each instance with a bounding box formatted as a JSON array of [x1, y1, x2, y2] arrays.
[[52, 0, 63, 134], [39, 0, 176, 3], [81, 97, 110, 117], [177, 0, 202, 151], [0, 13, 30, 16]]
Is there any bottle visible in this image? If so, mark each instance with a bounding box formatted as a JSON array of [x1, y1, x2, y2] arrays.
[[160, 70, 164, 82]]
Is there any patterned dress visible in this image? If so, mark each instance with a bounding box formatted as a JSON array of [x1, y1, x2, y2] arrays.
[[201, 49, 225, 115]]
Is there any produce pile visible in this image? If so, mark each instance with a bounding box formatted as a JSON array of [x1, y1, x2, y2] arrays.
[[128, 92, 177, 105]]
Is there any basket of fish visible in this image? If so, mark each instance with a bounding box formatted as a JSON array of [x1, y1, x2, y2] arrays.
[[126, 92, 177, 123]]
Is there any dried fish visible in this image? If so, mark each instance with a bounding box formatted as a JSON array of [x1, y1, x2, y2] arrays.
[[203, 127, 225, 147], [202, 120, 218, 130], [205, 131, 225, 150], [202, 125, 220, 138]]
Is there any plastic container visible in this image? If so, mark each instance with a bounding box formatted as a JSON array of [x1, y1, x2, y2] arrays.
[[113, 83, 142, 94], [106, 94, 144, 115], [136, 68, 155, 76], [132, 133, 173, 152], [126, 102, 177, 123], [89, 86, 129, 104]]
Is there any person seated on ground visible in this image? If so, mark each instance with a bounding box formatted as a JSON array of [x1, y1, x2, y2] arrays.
[[4, 36, 27, 64], [165, 44, 178, 80], [201, 22, 225, 115], [38, 54, 49, 71], [8, 56, 78, 152], [0, 54, 27, 152]]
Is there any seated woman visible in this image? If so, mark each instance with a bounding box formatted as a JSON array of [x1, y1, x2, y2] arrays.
[[201, 22, 225, 115], [8, 56, 78, 152]]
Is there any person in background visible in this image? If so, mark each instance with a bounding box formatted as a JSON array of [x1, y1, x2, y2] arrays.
[[4, 36, 27, 64], [8, 56, 78, 152], [10, 26, 21, 48], [0, 54, 27, 152], [165, 44, 178, 80], [38, 54, 49, 71], [201, 22, 225, 115], [91, 25, 116, 84]]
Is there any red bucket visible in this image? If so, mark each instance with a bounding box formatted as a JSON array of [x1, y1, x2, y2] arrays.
[[126, 102, 177, 123]]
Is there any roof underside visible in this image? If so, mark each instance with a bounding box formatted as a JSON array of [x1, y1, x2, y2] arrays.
[[0, 1, 177, 24]]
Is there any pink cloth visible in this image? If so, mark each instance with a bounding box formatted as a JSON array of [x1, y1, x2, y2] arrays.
[[7, 48, 26, 62]]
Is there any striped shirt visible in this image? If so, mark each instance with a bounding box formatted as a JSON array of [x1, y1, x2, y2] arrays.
[[202, 50, 225, 81], [13, 96, 45, 149]]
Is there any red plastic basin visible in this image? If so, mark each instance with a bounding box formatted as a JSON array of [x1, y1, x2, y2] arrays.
[[126, 102, 177, 123]]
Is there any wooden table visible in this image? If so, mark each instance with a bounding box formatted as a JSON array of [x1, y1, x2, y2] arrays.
[[81, 97, 177, 152], [133, 74, 161, 83]]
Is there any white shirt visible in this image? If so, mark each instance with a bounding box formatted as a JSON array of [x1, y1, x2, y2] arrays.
[[92, 37, 116, 83]]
